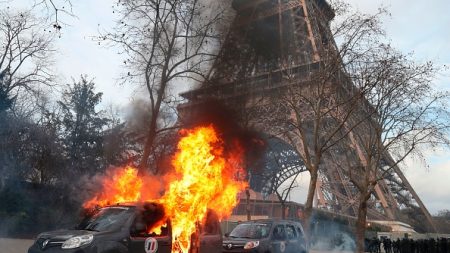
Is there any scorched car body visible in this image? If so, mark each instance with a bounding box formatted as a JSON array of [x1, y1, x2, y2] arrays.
[[28, 202, 222, 253]]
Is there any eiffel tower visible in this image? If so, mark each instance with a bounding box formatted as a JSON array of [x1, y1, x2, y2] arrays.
[[178, 0, 436, 231]]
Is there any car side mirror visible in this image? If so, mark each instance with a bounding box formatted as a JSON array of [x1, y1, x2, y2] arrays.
[[224, 232, 230, 237]]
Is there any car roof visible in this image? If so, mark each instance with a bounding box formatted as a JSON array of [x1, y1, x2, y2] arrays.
[[102, 201, 165, 209], [237, 219, 303, 225], [106, 202, 137, 207]]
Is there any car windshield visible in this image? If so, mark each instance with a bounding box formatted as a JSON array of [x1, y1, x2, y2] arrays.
[[77, 206, 133, 232], [229, 222, 272, 239]]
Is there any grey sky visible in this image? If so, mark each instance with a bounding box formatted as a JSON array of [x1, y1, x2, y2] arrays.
[[5, 0, 450, 214]]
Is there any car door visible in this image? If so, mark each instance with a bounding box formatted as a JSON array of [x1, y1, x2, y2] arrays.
[[199, 232, 222, 253], [285, 224, 300, 253], [129, 234, 171, 253], [199, 210, 222, 253], [270, 224, 287, 253], [128, 209, 171, 253], [295, 223, 307, 253], [295, 223, 309, 252]]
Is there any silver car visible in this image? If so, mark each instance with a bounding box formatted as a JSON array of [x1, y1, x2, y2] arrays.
[[222, 219, 308, 253]]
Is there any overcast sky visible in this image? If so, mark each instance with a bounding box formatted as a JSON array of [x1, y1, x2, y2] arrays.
[[6, 0, 450, 214]]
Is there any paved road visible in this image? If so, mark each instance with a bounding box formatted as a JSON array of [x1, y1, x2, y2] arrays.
[[311, 251, 354, 253], [0, 238, 34, 253], [0, 238, 358, 253]]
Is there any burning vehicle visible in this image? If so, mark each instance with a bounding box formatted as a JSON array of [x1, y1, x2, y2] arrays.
[[28, 125, 248, 253], [222, 219, 308, 253], [28, 202, 222, 253]]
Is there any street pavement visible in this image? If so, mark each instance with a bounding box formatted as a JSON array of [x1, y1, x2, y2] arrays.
[[0, 238, 34, 253], [0, 238, 358, 253], [310, 251, 354, 253]]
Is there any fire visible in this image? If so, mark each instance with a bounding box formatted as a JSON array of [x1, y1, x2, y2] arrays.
[[83, 125, 247, 253], [83, 166, 143, 209], [149, 221, 167, 235], [161, 125, 247, 252]]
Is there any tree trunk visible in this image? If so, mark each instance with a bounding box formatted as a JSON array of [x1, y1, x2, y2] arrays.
[[246, 188, 251, 221], [139, 55, 169, 174], [356, 191, 370, 253], [303, 170, 318, 239], [139, 117, 157, 174]]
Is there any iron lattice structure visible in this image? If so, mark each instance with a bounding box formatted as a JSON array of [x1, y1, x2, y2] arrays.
[[178, 0, 436, 231]]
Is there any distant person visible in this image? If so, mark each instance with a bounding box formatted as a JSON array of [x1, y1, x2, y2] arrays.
[[369, 238, 380, 253], [393, 238, 400, 253], [429, 238, 436, 253], [383, 238, 392, 253], [365, 238, 371, 252], [409, 239, 415, 253], [375, 237, 381, 253], [440, 237, 448, 253]]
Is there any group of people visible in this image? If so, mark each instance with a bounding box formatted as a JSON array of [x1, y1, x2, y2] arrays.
[[366, 237, 449, 253]]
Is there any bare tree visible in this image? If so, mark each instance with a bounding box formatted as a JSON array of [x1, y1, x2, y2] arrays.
[[270, 4, 449, 250], [434, 210, 450, 234], [338, 43, 450, 253], [102, 0, 225, 173], [261, 138, 303, 220], [274, 174, 300, 220], [0, 8, 54, 112], [0, 7, 57, 188], [259, 3, 387, 235], [32, 0, 74, 30]]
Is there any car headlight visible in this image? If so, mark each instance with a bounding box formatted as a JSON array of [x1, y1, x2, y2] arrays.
[[244, 241, 260, 249], [61, 234, 94, 249]]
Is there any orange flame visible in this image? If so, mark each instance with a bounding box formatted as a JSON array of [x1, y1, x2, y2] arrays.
[[149, 221, 167, 235], [161, 125, 247, 252], [83, 125, 247, 253], [83, 166, 143, 209]]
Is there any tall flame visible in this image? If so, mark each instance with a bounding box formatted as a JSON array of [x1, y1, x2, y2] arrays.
[[83, 125, 247, 253], [161, 125, 247, 252]]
